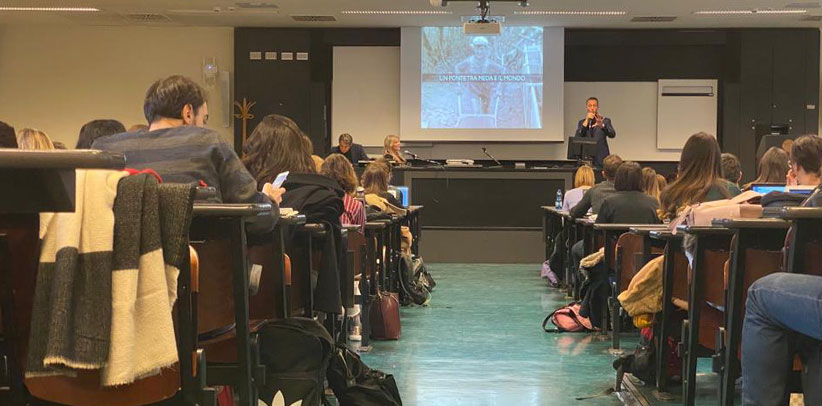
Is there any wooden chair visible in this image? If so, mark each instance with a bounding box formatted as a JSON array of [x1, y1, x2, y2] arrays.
[[405, 205, 424, 257], [677, 225, 733, 406], [649, 229, 687, 394], [189, 203, 275, 406], [605, 224, 667, 351]]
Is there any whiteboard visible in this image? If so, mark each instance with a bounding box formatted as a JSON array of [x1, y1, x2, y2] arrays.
[[332, 46, 400, 147], [564, 82, 681, 161]]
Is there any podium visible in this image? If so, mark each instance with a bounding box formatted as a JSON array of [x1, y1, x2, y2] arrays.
[[566, 136, 598, 164]]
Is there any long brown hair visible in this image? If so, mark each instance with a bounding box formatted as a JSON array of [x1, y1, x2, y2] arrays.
[[321, 153, 358, 195], [242, 114, 316, 189], [750, 147, 789, 185], [361, 162, 390, 195], [659, 132, 725, 218]]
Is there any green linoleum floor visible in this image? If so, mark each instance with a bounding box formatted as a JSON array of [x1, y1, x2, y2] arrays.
[[358, 263, 633, 406]]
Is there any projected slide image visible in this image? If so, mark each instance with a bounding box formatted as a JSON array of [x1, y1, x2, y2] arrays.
[[421, 26, 543, 129]]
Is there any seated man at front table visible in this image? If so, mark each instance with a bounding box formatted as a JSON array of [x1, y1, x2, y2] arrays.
[[92, 75, 283, 232], [331, 133, 369, 164]]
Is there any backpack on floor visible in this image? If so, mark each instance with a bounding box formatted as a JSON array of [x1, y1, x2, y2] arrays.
[[542, 302, 593, 333], [398, 254, 431, 306], [411, 256, 436, 293], [326, 344, 403, 406], [256, 317, 335, 406]]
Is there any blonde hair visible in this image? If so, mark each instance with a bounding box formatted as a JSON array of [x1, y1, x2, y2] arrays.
[[641, 167, 660, 200], [17, 128, 54, 150], [311, 155, 324, 173], [383, 135, 400, 155], [574, 165, 595, 188]]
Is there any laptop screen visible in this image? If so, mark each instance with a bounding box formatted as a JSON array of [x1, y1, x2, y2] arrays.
[[395, 186, 410, 207], [751, 184, 786, 194]]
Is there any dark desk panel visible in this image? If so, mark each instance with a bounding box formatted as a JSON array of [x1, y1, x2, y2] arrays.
[[412, 177, 562, 229], [391, 167, 574, 263]]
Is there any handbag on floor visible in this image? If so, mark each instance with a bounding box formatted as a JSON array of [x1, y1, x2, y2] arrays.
[[326, 344, 402, 406], [369, 290, 401, 340], [542, 302, 593, 333]]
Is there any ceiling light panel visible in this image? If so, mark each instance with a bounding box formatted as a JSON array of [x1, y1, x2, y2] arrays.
[[0, 7, 99, 12], [693, 9, 807, 15], [514, 10, 627, 16]]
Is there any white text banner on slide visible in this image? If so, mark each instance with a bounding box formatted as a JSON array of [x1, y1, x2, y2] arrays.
[[401, 26, 564, 142]]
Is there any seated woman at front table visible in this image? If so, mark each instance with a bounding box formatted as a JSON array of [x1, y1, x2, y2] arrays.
[[597, 162, 660, 225], [561, 165, 594, 211], [321, 153, 366, 233], [383, 135, 406, 164]]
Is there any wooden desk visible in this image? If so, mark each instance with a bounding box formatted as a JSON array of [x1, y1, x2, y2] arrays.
[[713, 218, 790, 406]]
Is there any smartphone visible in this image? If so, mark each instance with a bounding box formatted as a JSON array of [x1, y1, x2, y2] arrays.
[[272, 171, 289, 188]]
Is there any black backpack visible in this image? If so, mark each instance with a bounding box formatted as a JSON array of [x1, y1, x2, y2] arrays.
[[257, 318, 335, 406], [326, 345, 403, 406], [412, 256, 436, 293], [398, 254, 431, 306]]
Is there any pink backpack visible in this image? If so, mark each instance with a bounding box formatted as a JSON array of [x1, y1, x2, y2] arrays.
[[542, 302, 594, 332]]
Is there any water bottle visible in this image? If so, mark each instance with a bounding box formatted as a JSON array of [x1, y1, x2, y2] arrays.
[[555, 189, 563, 210]]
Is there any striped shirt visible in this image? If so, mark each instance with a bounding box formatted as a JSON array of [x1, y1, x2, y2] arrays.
[[92, 126, 269, 206], [342, 194, 365, 233]]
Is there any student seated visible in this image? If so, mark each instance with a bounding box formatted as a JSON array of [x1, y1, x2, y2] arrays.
[[321, 153, 366, 233], [331, 133, 368, 164], [17, 128, 54, 150], [569, 154, 622, 218], [382, 134, 406, 164], [743, 273, 822, 405], [0, 120, 17, 148], [76, 119, 126, 149], [721, 153, 743, 188], [659, 132, 741, 220], [744, 146, 789, 189], [596, 162, 660, 225], [362, 162, 403, 210], [786, 135, 822, 188], [562, 165, 594, 211], [641, 167, 661, 202], [92, 75, 283, 229], [568, 155, 623, 277]]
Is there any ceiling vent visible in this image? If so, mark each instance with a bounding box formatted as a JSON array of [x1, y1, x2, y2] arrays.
[[631, 16, 677, 22], [236, 2, 279, 9], [291, 15, 336, 22], [801, 14, 822, 20], [787, 2, 821, 8], [124, 13, 172, 23]]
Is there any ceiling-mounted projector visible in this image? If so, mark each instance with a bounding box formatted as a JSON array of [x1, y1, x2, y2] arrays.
[[463, 20, 501, 35]]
